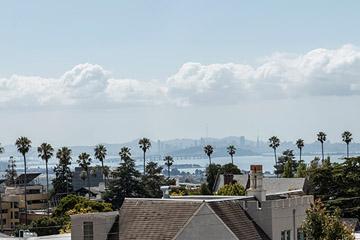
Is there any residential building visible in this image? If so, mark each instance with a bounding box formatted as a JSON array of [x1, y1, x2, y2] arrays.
[[72, 167, 104, 191], [71, 165, 313, 240], [213, 172, 308, 194], [0, 173, 48, 231]]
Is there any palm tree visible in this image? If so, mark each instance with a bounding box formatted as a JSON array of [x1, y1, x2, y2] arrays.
[[317, 132, 327, 162], [0, 143, 3, 231], [296, 139, 304, 161], [56, 147, 72, 194], [77, 153, 92, 199], [119, 147, 132, 160], [342, 131, 353, 158], [163, 155, 174, 178], [37, 143, 54, 216], [204, 145, 214, 165], [15, 136, 32, 225], [269, 136, 280, 176], [227, 145, 236, 164], [138, 138, 151, 174], [94, 144, 107, 188]]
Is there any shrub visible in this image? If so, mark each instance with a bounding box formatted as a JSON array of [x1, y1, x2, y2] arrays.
[[217, 183, 245, 196]]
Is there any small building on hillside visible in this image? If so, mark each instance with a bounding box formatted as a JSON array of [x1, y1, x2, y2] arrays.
[[213, 172, 308, 194], [72, 167, 104, 191]]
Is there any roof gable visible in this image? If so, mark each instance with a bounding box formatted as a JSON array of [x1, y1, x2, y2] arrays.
[[118, 199, 202, 240]]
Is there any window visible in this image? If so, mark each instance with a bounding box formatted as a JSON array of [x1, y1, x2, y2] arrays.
[[297, 228, 305, 240], [83, 221, 93, 240], [14, 212, 19, 219], [281, 230, 291, 240]]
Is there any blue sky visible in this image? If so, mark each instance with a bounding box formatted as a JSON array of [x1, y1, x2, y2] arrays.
[[1, 1, 360, 146], [2, 1, 360, 78]]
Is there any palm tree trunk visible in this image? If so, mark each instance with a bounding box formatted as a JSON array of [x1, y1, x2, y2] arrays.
[[231, 155, 233, 165], [168, 165, 170, 178], [46, 160, 49, 216], [87, 169, 91, 200], [274, 148, 278, 178], [209, 156, 211, 165], [101, 161, 106, 189], [143, 151, 146, 174], [299, 148, 302, 162], [23, 154, 28, 226], [321, 143, 324, 163], [347, 143, 349, 158]]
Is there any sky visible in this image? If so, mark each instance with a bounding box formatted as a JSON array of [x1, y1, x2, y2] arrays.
[[1, 1, 360, 146]]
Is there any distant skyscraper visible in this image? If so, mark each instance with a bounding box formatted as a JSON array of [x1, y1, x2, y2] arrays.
[[256, 136, 260, 149], [239, 136, 245, 146], [157, 140, 161, 155]]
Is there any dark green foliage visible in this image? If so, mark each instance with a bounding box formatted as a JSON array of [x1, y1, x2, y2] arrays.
[[302, 199, 354, 240], [105, 147, 143, 209], [274, 149, 298, 177], [141, 161, 166, 198], [295, 160, 307, 177], [200, 183, 212, 195], [52, 147, 73, 196], [206, 163, 221, 193], [29, 216, 63, 236], [5, 156, 17, 186], [217, 183, 245, 196], [219, 163, 241, 175], [307, 156, 360, 220]]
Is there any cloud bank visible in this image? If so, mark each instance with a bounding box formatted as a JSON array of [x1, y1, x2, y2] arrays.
[[1, 45, 360, 108]]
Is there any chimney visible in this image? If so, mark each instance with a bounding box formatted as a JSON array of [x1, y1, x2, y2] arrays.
[[246, 165, 266, 202], [160, 186, 170, 199]]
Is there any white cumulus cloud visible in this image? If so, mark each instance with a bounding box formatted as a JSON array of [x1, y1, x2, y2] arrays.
[[1, 45, 360, 108]]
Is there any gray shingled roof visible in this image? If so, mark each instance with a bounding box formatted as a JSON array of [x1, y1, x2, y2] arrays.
[[262, 178, 305, 194], [118, 198, 270, 240], [208, 200, 270, 240], [119, 199, 202, 240]]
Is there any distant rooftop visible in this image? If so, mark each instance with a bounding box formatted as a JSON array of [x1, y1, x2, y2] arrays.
[[15, 173, 41, 185]]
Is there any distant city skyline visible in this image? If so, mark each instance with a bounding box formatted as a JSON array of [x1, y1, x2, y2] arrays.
[[1, 1, 360, 146]]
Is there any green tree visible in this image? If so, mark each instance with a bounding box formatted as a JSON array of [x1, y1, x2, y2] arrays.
[[203, 145, 214, 165], [77, 153, 92, 199], [220, 163, 241, 175], [105, 147, 143, 209], [217, 183, 245, 196], [317, 131, 327, 162], [53, 147, 72, 195], [342, 131, 352, 158], [30, 216, 63, 236], [296, 138, 304, 161], [138, 138, 151, 174], [5, 156, 17, 186], [295, 160, 307, 178], [206, 163, 221, 193], [94, 144, 107, 188], [37, 142, 54, 216], [302, 199, 354, 240], [269, 136, 280, 177], [142, 161, 166, 198], [199, 183, 212, 195], [163, 155, 174, 178], [15, 136, 32, 225], [227, 145, 236, 164], [275, 149, 297, 178]]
